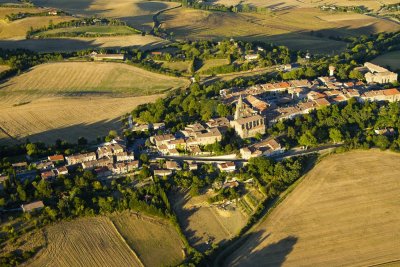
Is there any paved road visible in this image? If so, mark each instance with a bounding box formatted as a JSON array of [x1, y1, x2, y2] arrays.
[[154, 144, 343, 163]]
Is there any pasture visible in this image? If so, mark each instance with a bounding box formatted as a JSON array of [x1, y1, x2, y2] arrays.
[[110, 212, 185, 267], [0, 62, 188, 144], [26, 217, 143, 267], [31, 0, 181, 31], [159, 7, 400, 54], [198, 58, 229, 73], [372, 51, 400, 70], [224, 150, 400, 266], [173, 190, 247, 252], [158, 60, 191, 73]]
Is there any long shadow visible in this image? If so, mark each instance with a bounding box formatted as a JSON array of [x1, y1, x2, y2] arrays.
[[227, 232, 298, 266]]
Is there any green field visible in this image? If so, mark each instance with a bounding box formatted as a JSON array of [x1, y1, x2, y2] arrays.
[[372, 51, 400, 70], [159, 60, 191, 73], [198, 58, 229, 73], [35, 25, 140, 37]]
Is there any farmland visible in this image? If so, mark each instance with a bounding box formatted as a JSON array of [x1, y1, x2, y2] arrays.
[[31, 0, 181, 31], [34, 25, 140, 38], [25, 217, 144, 267], [0, 62, 188, 144], [198, 58, 229, 73], [224, 150, 400, 266], [110, 212, 185, 267], [159, 7, 400, 54], [372, 51, 400, 70], [172, 190, 247, 252]]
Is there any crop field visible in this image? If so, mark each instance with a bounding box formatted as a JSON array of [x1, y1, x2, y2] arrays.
[[214, 0, 400, 11], [173, 190, 247, 252], [0, 34, 168, 52], [158, 60, 191, 73], [26, 217, 143, 267], [0, 14, 73, 39], [0, 62, 188, 144], [0, 6, 43, 19], [159, 7, 400, 54], [31, 0, 181, 31], [372, 51, 400, 70], [110, 212, 185, 267], [225, 150, 400, 267], [35, 25, 140, 37]]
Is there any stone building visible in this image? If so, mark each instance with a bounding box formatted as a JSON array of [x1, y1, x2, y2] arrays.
[[230, 95, 266, 138], [363, 62, 398, 84]]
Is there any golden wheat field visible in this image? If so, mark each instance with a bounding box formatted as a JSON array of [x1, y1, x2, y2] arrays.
[[31, 0, 180, 31], [0, 62, 188, 144], [225, 150, 400, 267], [25, 217, 144, 267], [173, 190, 247, 252], [159, 7, 400, 54], [110, 212, 185, 267]]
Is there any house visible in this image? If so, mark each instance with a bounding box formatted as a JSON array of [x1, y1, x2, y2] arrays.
[[91, 52, 125, 61], [97, 143, 124, 159], [217, 162, 236, 172], [115, 152, 135, 162], [240, 138, 284, 159], [41, 170, 56, 180], [361, 88, 400, 102], [246, 95, 269, 113], [206, 117, 230, 129], [48, 154, 64, 162], [48, 9, 58, 15], [153, 169, 173, 177], [374, 128, 395, 136], [245, 54, 259, 61], [66, 152, 96, 165], [222, 180, 239, 189], [152, 134, 175, 147], [111, 161, 139, 174], [36, 161, 54, 171], [56, 166, 69, 176], [363, 62, 398, 84], [21, 200, 44, 213], [12, 162, 28, 171], [82, 158, 113, 170], [165, 161, 181, 171], [188, 163, 198, 171]]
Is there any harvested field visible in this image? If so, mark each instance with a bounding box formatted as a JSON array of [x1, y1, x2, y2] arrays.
[[26, 217, 143, 267], [173, 190, 247, 252], [159, 7, 400, 54], [0, 15, 73, 39], [225, 150, 400, 267], [35, 25, 140, 38], [159, 60, 191, 73], [0, 61, 188, 144], [110, 212, 185, 267], [0, 34, 167, 52], [372, 51, 400, 70], [31, 0, 180, 31], [0, 62, 188, 99]]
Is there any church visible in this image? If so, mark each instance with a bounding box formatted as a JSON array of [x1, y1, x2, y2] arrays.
[[230, 95, 267, 139]]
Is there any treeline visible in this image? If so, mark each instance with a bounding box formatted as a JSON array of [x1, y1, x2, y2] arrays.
[[182, 0, 269, 14], [268, 99, 400, 151], [5, 10, 68, 22], [27, 17, 140, 38], [320, 5, 370, 14]]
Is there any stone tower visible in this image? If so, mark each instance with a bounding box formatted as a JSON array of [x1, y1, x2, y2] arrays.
[[234, 95, 244, 120]]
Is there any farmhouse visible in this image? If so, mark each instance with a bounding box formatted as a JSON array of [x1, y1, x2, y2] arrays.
[[56, 166, 69, 176], [245, 54, 259, 61], [21, 200, 44, 213], [165, 160, 181, 171], [91, 52, 125, 61], [41, 170, 56, 180], [363, 62, 398, 84]]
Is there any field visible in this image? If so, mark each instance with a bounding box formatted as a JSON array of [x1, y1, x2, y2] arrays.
[[214, 0, 400, 11], [158, 60, 191, 73], [224, 150, 400, 266], [35, 25, 140, 38], [0, 34, 167, 52], [110, 212, 185, 267], [31, 0, 181, 32], [0, 62, 188, 144], [25, 217, 144, 267], [372, 51, 400, 70], [173, 190, 247, 252], [159, 7, 400, 54], [198, 58, 229, 73]]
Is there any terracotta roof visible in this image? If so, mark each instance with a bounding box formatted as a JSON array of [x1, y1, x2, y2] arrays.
[[22, 200, 44, 212], [383, 88, 400, 96], [48, 155, 64, 162]]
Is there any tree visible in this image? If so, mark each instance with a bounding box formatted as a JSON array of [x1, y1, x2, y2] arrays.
[[329, 128, 343, 143], [140, 153, 149, 164], [299, 131, 317, 149], [26, 143, 38, 156], [349, 69, 364, 81]]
